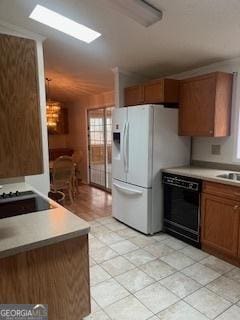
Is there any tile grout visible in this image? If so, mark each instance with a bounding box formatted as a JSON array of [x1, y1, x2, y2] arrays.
[[87, 218, 240, 320]]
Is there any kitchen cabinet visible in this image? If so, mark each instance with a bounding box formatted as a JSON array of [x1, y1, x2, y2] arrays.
[[179, 72, 233, 137], [201, 193, 239, 257], [201, 181, 240, 266], [0, 34, 43, 178], [124, 85, 144, 106], [124, 79, 179, 106], [0, 235, 90, 320], [239, 230, 240, 258]]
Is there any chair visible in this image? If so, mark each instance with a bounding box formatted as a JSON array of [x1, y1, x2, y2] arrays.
[[51, 156, 75, 204], [48, 191, 65, 205], [72, 150, 83, 195]]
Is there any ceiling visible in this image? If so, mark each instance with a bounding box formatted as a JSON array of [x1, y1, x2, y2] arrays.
[[0, 0, 240, 102]]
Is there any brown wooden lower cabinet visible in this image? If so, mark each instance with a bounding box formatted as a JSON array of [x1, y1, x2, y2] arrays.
[[0, 235, 90, 320], [239, 231, 240, 258], [201, 182, 240, 266]]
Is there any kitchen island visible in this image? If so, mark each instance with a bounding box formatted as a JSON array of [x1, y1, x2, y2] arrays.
[[0, 182, 90, 320]]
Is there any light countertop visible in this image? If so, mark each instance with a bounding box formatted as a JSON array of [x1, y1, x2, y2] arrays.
[[162, 166, 240, 187], [0, 182, 90, 259]]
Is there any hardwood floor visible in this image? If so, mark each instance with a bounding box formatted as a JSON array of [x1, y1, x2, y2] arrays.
[[65, 184, 112, 221]]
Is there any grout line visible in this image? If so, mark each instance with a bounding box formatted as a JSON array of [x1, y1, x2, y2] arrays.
[[88, 218, 238, 319]]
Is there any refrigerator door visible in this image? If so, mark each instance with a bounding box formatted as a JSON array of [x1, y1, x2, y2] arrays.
[[112, 107, 128, 182], [127, 105, 153, 188], [112, 179, 152, 234]]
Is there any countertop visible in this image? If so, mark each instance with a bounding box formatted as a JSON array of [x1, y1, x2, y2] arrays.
[[0, 182, 90, 259], [162, 166, 240, 187]]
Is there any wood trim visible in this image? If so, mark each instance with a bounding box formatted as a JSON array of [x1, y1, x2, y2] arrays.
[[0, 235, 90, 320]]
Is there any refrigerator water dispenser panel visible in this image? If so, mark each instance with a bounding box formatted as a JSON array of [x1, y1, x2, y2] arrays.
[[113, 131, 121, 160], [113, 132, 121, 144]]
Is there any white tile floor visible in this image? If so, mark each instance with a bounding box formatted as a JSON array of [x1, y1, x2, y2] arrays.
[[84, 217, 240, 320]]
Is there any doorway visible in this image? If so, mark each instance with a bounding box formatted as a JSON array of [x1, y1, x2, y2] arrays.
[[88, 107, 113, 191]]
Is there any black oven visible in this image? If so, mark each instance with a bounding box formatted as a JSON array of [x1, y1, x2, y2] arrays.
[[162, 173, 202, 248]]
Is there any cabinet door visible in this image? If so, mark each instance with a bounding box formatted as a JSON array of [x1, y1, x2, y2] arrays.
[[239, 230, 240, 258], [124, 85, 144, 106], [201, 193, 240, 257], [0, 34, 43, 178], [179, 75, 216, 136], [144, 80, 164, 103]]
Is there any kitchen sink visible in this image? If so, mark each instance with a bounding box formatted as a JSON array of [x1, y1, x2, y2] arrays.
[[217, 173, 240, 181]]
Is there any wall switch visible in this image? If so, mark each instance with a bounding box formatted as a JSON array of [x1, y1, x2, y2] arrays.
[[211, 144, 221, 155]]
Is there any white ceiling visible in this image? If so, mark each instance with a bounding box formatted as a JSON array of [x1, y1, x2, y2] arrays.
[[1, 0, 240, 102]]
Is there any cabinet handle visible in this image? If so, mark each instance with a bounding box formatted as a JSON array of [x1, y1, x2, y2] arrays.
[[234, 205, 239, 210]]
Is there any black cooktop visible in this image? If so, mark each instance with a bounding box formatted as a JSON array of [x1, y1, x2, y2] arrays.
[[0, 190, 55, 219]]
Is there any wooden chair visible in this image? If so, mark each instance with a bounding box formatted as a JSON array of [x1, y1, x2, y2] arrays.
[[51, 156, 75, 204], [72, 150, 83, 195]]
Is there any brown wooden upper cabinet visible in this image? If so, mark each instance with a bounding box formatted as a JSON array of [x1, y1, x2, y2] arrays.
[[124, 79, 179, 106], [124, 85, 144, 106], [0, 34, 43, 178], [179, 72, 233, 137]]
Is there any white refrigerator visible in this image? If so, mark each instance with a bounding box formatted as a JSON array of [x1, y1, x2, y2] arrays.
[[112, 104, 190, 234]]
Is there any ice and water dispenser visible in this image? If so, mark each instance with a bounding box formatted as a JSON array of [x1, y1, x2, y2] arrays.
[[113, 132, 121, 144], [113, 124, 121, 160]]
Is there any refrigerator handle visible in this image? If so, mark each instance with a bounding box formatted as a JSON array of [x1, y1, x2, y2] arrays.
[[125, 122, 129, 172], [113, 183, 143, 195], [123, 122, 129, 173], [123, 122, 127, 172]]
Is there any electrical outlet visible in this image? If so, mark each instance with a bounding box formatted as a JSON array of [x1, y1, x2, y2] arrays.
[[211, 144, 221, 155]]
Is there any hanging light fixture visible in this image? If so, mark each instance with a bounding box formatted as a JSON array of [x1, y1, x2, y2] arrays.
[[45, 78, 61, 132]]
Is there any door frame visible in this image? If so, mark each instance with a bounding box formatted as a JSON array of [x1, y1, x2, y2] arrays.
[[87, 106, 113, 193]]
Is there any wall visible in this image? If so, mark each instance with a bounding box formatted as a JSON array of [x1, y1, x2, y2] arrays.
[[69, 91, 114, 183], [171, 57, 240, 165], [48, 104, 72, 150], [113, 67, 147, 108], [0, 20, 50, 195], [48, 134, 70, 149]]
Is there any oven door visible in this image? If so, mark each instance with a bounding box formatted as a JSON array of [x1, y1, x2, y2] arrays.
[[163, 183, 200, 245]]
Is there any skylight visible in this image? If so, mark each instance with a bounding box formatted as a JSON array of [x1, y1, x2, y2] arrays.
[[29, 5, 101, 43]]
